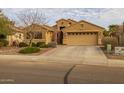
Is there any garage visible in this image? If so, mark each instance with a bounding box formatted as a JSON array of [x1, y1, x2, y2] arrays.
[[66, 32, 98, 45]]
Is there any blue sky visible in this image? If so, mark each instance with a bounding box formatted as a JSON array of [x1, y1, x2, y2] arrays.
[[2, 8, 124, 28]]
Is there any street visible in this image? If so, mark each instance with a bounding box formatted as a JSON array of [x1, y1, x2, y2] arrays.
[[1, 60, 124, 84]]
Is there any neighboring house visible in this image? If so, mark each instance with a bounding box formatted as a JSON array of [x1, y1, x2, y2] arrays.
[[54, 19, 104, 45], [111, 23, 124, 46], [7, 26, 24, 46], [23, 24, 54, 45]]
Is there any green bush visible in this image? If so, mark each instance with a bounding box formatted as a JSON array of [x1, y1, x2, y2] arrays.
[[102, 37, 118, 49], [19, 42, 28, 47], [19, 47, 40, 54], [36, 42, 45, 47], [0, 39, 8, 46], [0, 42, 4, 47], [31, 42, 37, 47]]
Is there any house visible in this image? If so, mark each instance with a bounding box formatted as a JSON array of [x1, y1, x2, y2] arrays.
[[7, 19, 104, 46], [54, 19, 104, 45], [7, 23, 54, 46], [23, 24, 54, 45], [7, 26, 24, 46]]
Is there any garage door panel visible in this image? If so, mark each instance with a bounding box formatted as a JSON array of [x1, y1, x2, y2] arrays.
[[66, 32, 98, 45]]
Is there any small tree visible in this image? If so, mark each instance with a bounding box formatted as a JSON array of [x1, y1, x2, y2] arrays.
[[0, 9, 14, 38], [108, 25, 119, 32], [103, 29, 109, 37], [102, 36, 118, 49], [17, 9, 49, 46]]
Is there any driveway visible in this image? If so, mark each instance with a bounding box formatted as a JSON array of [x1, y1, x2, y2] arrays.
[[0, 46, 107, 65], [40, 46, 107, 65]]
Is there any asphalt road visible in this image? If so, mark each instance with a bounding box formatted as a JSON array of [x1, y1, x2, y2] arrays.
[[1, 61, 124, 84]]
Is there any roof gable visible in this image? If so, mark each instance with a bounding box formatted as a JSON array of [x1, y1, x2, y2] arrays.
[[79, 20, 104, 29], [63, 19, 104, 32], [24, 24, 54, 32]]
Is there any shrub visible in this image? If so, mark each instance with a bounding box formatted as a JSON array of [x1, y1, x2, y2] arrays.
[[36, 42, 45, 47], [19, 42, 28, 47], [31, 42, 37, 47], [102, 37, 118, 49], [0, 42, 4, 47], [19, 47, 40, 54], [0, 39, 8, 46], [41, 44, 49, 48], [47, 42, 57, 48]]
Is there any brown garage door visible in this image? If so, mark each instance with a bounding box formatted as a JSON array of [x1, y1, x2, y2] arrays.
[[66, 32, 98, 45]]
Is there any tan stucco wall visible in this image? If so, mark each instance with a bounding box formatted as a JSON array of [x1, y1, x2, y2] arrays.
[[24, 25, 54, 44], [7, 32, 24, 46], [56, 19, 76, 31], [45, 31, 53, 44], [56, 19, 104, 45]]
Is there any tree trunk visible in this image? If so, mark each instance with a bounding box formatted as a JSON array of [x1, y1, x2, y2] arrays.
[[29, 38, 33, 47]]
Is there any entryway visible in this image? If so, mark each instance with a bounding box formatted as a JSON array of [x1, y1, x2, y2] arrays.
[[57, 31, 63, 45]]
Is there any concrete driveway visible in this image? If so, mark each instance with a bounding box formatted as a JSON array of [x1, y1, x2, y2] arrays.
[[41, 46, 107, 65], [0, 46, 107, 65]]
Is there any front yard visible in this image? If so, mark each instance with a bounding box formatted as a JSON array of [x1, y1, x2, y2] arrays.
[[101, 47, 124, 60], [0, 47, 53, 55]]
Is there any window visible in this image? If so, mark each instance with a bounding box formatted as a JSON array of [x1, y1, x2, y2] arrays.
[[26, 31, 42, 39], [34, 32, 42, 39]]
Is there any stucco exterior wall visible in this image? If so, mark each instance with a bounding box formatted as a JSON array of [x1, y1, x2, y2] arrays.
[[45, 31, 53, 44], [24, 24, 53, 44], [7, 32, 24, 46], [56, 19, 104, 45]]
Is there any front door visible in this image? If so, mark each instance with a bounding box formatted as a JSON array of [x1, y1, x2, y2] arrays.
[[57, 31, 63, 44]]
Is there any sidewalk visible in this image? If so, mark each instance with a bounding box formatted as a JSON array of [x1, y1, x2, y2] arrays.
[[108, 59, 124, 67]]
